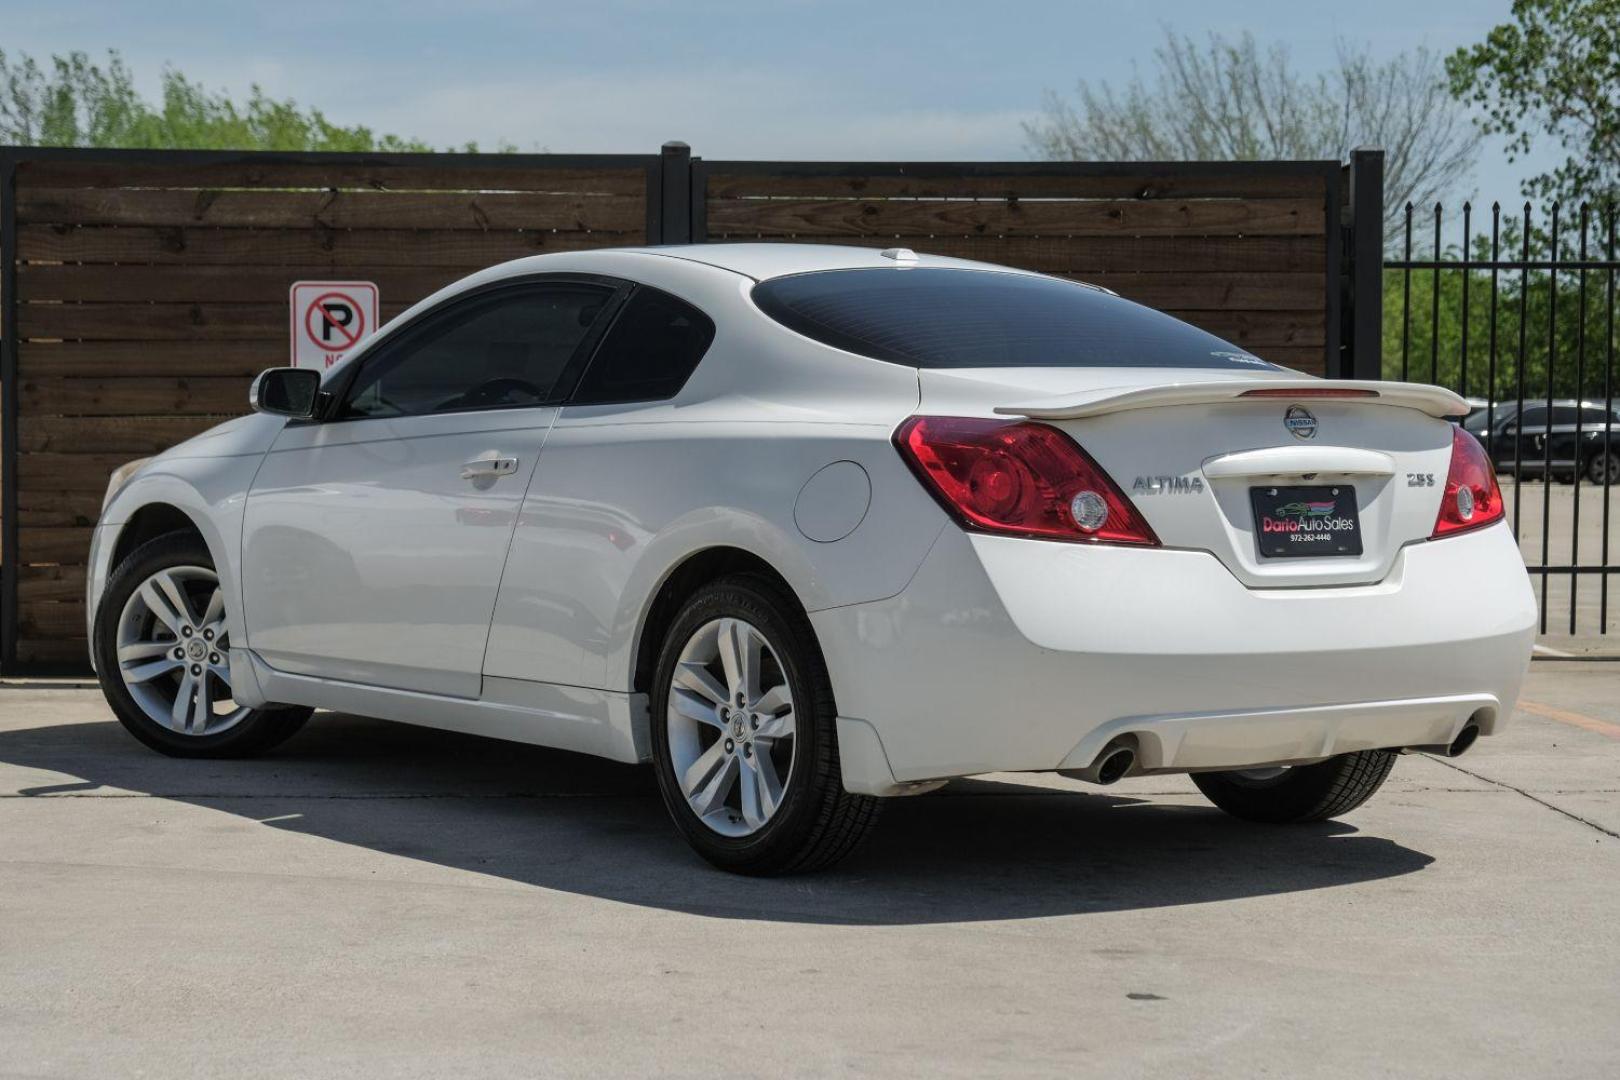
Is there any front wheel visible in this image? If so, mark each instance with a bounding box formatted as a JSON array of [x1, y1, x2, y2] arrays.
[[94, 533, 312, 758], [1191, 750, 1397, 823], [649, 574, 879, 875]]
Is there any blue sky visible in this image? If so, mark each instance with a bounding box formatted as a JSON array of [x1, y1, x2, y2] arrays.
[[0, 0, 1558, 202]]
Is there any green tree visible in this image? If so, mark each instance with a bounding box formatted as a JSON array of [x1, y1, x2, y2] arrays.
[[1025, 28, 1481, 234], [0, 48, 433, 151], [1447, 0, 1620, 207]]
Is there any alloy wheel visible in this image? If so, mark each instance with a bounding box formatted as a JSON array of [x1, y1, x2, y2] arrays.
[[665, 617, 797, 837], [115, 565, 250, 736]]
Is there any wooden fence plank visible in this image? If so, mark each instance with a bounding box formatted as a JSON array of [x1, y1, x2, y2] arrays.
[[21, 340, 298, 377], [18, 564, 87, 603], [1162, 309, 1324, 347], [19, 526, 94, 565], [19, 415, 227, 454], [21, 263, 477, 304], [18, 189, 647, 232], [19, 302, 411, 340], [900, 234, 1328, 274], [703, 170, 1328, 201], [19, 225, 636, 266], [1060, 272, 1323, 311], [18, 492, 106, 528], [20, 378, 250, 417], [705, 197, 1323, 238], [17, 159, 650, 195], [16, 639, 90, 667], [17, 598, 87, 638]]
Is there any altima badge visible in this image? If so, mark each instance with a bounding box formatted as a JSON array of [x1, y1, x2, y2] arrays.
[[1132, 475, 1205, 495], [1284, 405, 1318, 440]]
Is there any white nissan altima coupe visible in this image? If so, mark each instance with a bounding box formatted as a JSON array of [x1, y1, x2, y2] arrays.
[[90, 243, 1537, 874]]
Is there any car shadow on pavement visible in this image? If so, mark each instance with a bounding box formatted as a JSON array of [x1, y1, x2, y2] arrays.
[[1, 711, 1435, 926]]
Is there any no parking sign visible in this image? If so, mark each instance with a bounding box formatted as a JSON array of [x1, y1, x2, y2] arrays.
[[289, 281, 379, 369]]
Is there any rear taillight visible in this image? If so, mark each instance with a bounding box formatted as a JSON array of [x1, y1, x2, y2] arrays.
[[1431, 426, 1504, 539], [893, 416, 1159, 546]]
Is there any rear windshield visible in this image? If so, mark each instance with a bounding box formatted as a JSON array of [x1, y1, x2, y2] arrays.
[[751, 267, 1278, 371]]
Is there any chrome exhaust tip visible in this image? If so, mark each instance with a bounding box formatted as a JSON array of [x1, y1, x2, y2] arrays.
[[1095, 746, 1135, 784], [1407, 723, 1481, 758], [1060, 741, 1137, 786]]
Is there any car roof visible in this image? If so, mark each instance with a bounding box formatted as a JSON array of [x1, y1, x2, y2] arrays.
[[624, 242, 1043, 282]]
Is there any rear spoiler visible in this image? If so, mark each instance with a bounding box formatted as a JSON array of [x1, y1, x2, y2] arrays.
[[994, 379, 1469, 421]]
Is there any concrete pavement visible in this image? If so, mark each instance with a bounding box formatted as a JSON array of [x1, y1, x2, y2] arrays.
[[2, 666, 1618, 1078]]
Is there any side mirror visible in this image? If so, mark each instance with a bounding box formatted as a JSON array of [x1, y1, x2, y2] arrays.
[[250, 367, 322, 419]]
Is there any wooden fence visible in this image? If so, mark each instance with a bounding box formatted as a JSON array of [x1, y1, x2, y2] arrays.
[[0, 144, 1382, 674]]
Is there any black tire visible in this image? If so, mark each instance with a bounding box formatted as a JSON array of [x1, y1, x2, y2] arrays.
[[649, 573, 879, 875], [94, 532, 312, 759], [1588, 449, 1620, 486], [1191, 750, 1397, 824]]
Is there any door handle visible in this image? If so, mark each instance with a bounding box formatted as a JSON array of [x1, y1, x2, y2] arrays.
[[461, 456, 519, 480]]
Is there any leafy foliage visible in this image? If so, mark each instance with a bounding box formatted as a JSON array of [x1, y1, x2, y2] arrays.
[[1447, 0, 1620, 206], [0, 48, 435, 151], [1024, 28, 1480, 234]]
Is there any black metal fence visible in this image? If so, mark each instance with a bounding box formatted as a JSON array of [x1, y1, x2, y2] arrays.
[[1386, 201, 1619, 637]]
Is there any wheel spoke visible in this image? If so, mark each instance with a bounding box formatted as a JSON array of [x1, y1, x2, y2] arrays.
[[716, 618, 762, 703], [682, 738, 729, 796], [188, 674, 213, 733], [673, 660, 727, 707], [123, 656, 182, 684], [670, 688, 725, 731], [208, 657, 233, 688], [140, 574, 191, 634], [686, 749, 738, 818], [170, 672, 195, 729], [199, 587, 225, 631], [754, 704, 795, 742], [118, 640, 173, 663], [738, 757, 764, 829], [754, 683, 790, 714]]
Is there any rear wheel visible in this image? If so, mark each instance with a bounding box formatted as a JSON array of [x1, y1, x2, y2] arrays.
[[649, 574, 879, 875], [94, 533, 311, 758], [1588, 449, 1620, 486], [1191, 750, 1396, 823]]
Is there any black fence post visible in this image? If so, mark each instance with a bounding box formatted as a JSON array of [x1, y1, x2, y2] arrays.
[[658, 141, 692, 245], [0, 149, 18, 675], [1346, 147, 1385, 381]]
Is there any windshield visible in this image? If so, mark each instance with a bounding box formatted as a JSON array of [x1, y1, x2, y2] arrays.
[[751, 267, 1281, 371]]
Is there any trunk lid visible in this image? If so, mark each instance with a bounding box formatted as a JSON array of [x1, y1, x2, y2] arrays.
[[917, 368, 1463, 588]]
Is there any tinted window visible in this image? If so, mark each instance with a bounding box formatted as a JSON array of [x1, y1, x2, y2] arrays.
[[341, 283, 612, 419], [1515, 407, 1548, 431], [570, 287, 715, 404], [751, 267, 1278, 371]]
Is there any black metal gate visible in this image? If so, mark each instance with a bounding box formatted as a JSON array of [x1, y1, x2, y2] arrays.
[[1386, 201, 1619, 638]]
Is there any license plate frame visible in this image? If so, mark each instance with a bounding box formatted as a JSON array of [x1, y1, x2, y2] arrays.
[[1249, 484, 1363, 558]]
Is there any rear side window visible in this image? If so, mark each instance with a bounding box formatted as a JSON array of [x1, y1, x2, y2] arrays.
[[751, 267, 1277, 371], [570, 287, 715, 405]]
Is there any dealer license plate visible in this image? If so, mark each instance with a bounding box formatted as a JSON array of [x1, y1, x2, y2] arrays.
[[1250, 485, 1362, 558]]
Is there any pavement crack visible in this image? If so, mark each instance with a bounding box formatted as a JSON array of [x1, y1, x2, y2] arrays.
[[1423, 754, 1620, 841]]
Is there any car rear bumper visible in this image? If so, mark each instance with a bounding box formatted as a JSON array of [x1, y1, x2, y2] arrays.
[[813, 521, 1537, 792]]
